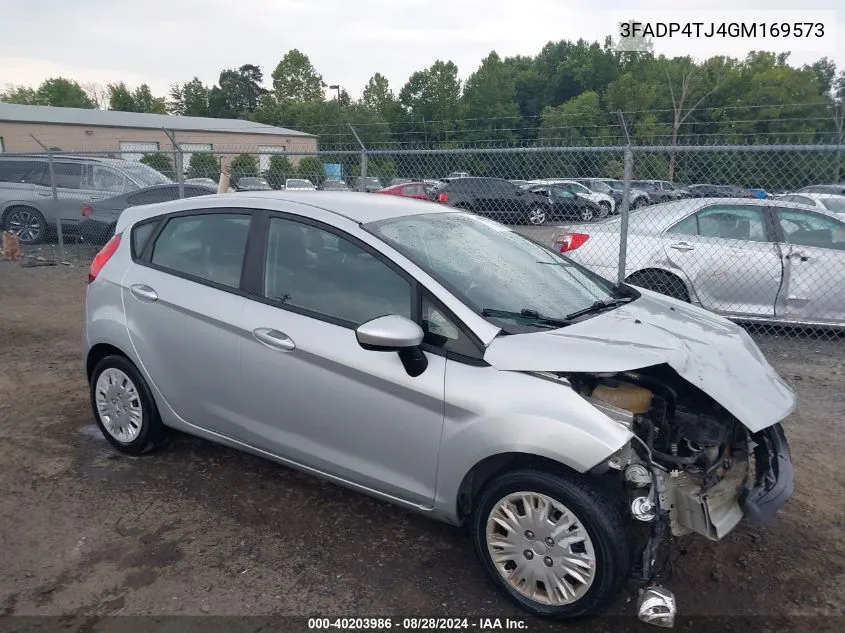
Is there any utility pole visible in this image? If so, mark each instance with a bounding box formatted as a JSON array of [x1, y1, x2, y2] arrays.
[[29, 134, 64, 262]]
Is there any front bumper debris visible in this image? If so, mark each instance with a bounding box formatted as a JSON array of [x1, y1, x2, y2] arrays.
[[637, 586, 677, 628], [742, 423, 794, 525]]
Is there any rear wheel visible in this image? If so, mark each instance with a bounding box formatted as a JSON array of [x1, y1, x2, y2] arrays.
[[579, 206, 596, 222], [90, 355, 169, 455], [4, 206, 46, 244], [471, 469, 630, 620], [632, 197, 648, 210], [626, 270, 690, 302]]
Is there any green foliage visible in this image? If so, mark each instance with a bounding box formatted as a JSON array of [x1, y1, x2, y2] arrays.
[[108, 82, 166, 113], [229, 154, 258, 181], [295, 156, 324, 182], [187, 153, 221, 181], [139, 153, 175, 180], [462, 52, 520, 142], [272, 49, 325, 102], [1, 77, 96, 108], [265, 154, 294, 189]]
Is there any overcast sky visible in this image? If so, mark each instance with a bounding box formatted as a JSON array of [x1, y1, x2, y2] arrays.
[[1, 0, 843, 101]]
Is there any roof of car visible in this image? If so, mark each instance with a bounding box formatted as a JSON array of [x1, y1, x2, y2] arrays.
[[786, 192, 845, 199], [116, 190, 451, 232], [604, 197, 845, 233]]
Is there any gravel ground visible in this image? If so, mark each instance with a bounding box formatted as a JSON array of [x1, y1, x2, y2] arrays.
[[0, 246, 843, 633]]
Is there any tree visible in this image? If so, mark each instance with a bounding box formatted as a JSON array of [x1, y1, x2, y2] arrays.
[[461, 52, 520, 142], [538, 91, 608, 143], [217, 64, 266, 115], [665, 57, 724, 179], [399, 60, 463, 142], [108, 82, 135, 111], [1, 85, 38, 104], [169, 77, 210, 116], [271, 49, 325, 102], [265, 153, 294, 188], [362, 72, 401, 122], [295, 156, 324, 182], [187, 153, 221, 181], [81, 82, 108, 109], [229, 153, 258, 182], [133, 84, 166, 114], [35, 78, 97, 108], [139, 153, 175, 180]]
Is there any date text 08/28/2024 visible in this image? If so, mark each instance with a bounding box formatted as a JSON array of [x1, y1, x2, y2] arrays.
[[620, 21, 825, 38], [307, 617, 528, 630]]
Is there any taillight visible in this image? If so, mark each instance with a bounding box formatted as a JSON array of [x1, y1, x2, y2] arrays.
[[438, 192, 449, 203], [88, 233, 122, 283], [555, 232, 590, 252], [82, 205, 92, 217]]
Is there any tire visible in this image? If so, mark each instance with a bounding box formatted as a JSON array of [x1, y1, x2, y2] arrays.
[[632, 197, 648, 210], [598, 201, 611, 218], [471, 468, 630, 620], [525, 205, 547, 226], [579, 206, 596, 222], [3, 206, 47, 245], [627, 270, 690, 302], [89, 354, 169, 456]]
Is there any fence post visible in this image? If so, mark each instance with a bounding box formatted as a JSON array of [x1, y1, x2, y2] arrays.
[[29, 134, 64, 262], [359, 152, 368, 192], [617, 145, 633, 285], [164, 129, 184, 198]]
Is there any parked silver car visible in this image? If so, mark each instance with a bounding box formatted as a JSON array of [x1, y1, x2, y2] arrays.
[[555, 198, 845, 328], [84, 192, 796, 626], [0, 155, 172, 243]]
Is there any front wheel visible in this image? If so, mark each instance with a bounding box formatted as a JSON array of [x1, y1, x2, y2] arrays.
[[4, 206, 47, 244], [471, 469, 630, 620], [579, 206, 596, 222], [525, 206, 547, 225], [598, 201, 611, 218], [632, 197, 647, 210]]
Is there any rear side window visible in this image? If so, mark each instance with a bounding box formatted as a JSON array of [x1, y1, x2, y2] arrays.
[[50, 163, 84, 189], [0, 160, 41, 183], [150, 213, 251, 288]]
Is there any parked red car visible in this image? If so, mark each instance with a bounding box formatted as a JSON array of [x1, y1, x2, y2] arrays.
[[377, 181, 432, 201]]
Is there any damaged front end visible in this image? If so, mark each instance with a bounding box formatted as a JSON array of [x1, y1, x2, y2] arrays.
[[570, 366, 795, 627]]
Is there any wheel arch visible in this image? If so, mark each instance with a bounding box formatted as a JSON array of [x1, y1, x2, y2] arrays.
[[86, 343, 132, 380], [625, 266, 695, 302], [2, 202, 45, 223]]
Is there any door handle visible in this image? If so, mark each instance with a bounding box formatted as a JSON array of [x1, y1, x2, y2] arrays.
[[253, 328, 296, 351], [37, 191, 53, 197], [129, 284, 158, 302], [669, 242, 695, 252], [89, 195, 104, 200], [787, 249, 809, 262]]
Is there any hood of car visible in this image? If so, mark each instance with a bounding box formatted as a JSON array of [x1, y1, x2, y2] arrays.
[[483, 289, 796, 432]]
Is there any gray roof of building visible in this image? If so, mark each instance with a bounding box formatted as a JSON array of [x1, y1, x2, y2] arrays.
[[0, 102, 315, 137]]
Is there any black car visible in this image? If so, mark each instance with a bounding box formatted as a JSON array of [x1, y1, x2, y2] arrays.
[[687, 184, 756, 199], [79, 183, 216, 244], [522, 184, 603, 222], [235, 177, 273, 191], [430, 177, 553, 225]]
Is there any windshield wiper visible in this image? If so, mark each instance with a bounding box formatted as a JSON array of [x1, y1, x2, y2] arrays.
[[564, 297, 633, 321], [481, 308, 572, 329]]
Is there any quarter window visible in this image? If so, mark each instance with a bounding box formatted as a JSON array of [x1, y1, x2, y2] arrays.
[[263, 217, 411, 326], [150, 213, 250, 288], [421, 296, 480, 359]]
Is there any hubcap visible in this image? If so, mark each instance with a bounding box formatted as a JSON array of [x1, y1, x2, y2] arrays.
[[7, 210, 42, 243], [95, 368, 143, 443], [529, 208, 546, 225], [581, 208, 595, 222], [486, 492, 596, 606]]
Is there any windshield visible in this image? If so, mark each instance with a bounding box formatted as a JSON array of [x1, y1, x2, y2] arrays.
[[820, 197, 845, 213], [120, 161, 173, 186], [566, 182, 591, 195], [287, 179, 314, 188], [604, 180, 625, 191], [367, 212, 623, 331], [635, 181, 656, 191]]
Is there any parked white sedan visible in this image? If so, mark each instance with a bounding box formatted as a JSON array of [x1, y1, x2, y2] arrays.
[[554, 198, 845, 328], [775, 192, 845, 214]]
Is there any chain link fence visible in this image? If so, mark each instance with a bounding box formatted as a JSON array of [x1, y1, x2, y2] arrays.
[[2, 141, 844, 342]]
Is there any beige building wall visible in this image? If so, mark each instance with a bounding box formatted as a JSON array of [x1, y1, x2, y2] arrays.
[[0, 122, 318, 169]]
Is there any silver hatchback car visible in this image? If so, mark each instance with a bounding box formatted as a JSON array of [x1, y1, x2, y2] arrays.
[[84, 192, 796, 626]]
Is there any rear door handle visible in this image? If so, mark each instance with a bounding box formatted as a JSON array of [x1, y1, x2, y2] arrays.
[[37, 191, 53, 197], [129, 284, 158, 302], [253, 328, 296, 351], [669, 242, 695, 252]]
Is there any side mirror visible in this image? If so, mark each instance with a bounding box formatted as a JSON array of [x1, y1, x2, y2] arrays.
[[356, 315, 424, 350]]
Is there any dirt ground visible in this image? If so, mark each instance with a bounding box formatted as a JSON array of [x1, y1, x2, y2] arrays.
[[0, 255, 844, 633]]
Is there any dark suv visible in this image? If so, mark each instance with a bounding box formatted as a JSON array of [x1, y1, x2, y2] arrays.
[[430, 177, 552, 225]]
